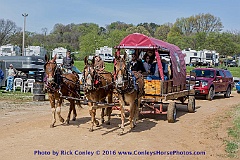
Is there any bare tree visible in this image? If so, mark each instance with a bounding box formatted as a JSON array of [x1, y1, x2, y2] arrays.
[[0, 19, 21, 45]]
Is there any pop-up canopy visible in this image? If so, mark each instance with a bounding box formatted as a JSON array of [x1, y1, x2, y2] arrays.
[[115, 33, 186, 86]]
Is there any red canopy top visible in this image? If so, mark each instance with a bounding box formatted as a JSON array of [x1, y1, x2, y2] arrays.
[[116, 33, 186, 86]]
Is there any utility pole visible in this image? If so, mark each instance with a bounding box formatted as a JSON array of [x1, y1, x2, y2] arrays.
[[22, 13, 28, 56]]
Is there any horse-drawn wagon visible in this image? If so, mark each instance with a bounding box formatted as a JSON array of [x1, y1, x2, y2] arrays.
[[114, 33, 196, 123]]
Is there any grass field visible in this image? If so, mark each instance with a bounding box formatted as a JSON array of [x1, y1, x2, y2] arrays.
[[75, 61, 240, 78]]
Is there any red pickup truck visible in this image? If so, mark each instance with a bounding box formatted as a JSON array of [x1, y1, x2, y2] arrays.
[[190, 68, 234, 100]]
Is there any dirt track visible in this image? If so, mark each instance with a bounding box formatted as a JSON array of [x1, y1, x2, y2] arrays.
[[0, 92, 240, 160]]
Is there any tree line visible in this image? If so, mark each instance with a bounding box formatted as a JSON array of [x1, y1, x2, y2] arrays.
[[1, 13, 240, 60]]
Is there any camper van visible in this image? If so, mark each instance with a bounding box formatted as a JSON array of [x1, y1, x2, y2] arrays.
[[183, 48, 219, 66], [182, 48, 200, 66], [198, 50, 219, 66], [0, 44, 21, 56]]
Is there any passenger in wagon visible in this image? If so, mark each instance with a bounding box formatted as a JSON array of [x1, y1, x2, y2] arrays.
[[127, 52, 145, 73], [127, 52, 145, 90], [148, 58, 169, 80], [143, 55, 152, 75]]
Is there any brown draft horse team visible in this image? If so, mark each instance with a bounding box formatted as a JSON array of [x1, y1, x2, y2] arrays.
[[45, 53, 144, 133], [114, 53, 145, 133], [83, 56, 114, 132], [44, 55, 81, 128]]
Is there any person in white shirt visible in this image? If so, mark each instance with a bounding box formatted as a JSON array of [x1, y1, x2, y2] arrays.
[[5, 64, 17, 92]]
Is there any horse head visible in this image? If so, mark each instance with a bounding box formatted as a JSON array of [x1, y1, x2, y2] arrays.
[[114, 53, 128, 88], [83, 56, 96, 91], [44, 54, 58, 84]]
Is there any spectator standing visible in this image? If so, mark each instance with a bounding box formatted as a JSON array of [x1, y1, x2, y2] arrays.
[[0, 68, 4, 86], [5, 64, 17, 92]]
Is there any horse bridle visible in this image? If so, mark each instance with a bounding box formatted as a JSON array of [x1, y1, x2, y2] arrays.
[[83, 64, 97, 90], [115, 59, 133, 93]]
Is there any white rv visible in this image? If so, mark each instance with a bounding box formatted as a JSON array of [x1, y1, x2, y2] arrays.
[[25, 46, 47, 56], [198, 50, 219, 66], [182, 48, 200, 66], [52, 47, 67, 65], [0, 44, 21, 56]]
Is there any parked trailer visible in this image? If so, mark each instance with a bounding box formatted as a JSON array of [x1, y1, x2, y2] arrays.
[[114, 33, 196, 123], [0, 56, 45, 87]]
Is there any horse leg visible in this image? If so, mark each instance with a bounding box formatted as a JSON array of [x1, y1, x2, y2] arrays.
[[66, 100, 73, 125], [56, 98, 64, 124], [105, 107, 112, 125], [89, 102, 99, 132], [105, 92, 113, 125], [118, 96, 125, 134], [71, 100, 77, 121], [133, 99, 140, 127], [129, 101, 135, 129], [101, 108, 105, 124], [49, 93, 56, 128]]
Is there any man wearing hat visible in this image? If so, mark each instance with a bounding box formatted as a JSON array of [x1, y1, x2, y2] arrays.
[[62, 50, 74, 73], [5, 64, 17, 92]]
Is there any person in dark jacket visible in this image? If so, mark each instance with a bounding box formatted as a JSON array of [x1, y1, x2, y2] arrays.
[[62, 50, 74, 73], [0, 68, 4, 86], [127, 53, 145, 90], [127, 53, 145, 73]]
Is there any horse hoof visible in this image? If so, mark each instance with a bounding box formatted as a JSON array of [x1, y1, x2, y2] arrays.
[[72, 117, 76, 121], [50, 124, 54, 128], [105, 121, 110, 125], [101, 119, 105, 124], [89, 128, 93, 132], [60, 118, 64, 123], [95, 120, 99, 126], [65, 120, 70, 125]]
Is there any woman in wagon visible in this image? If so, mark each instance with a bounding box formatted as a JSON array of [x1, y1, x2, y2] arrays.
[[94, 55, 105, 72], [5, 64, 17, 92], [143, 54, 152, 75]]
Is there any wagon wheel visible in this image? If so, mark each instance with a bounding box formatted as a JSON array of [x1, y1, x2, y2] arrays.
[[167, 102, 177, 123], [187, 96, 195, 113]]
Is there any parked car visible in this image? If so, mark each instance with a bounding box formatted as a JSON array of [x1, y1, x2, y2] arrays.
[[191, 68, 234, 100], [224, 59, 238, 67]]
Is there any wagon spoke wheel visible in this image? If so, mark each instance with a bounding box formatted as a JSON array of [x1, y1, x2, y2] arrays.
[[187, 96, 195, 113], [167, 102, 177, 123]]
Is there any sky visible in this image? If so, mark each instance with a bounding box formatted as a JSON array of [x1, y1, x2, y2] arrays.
[[0, 0, 240, 34]]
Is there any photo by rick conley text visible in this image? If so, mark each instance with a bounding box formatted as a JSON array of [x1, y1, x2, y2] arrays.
[[34, 150, 206, 156]]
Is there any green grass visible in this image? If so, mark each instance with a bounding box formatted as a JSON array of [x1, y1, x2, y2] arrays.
[[74, 61, 114, 72], [75, 61, 240, 77], [225, 105, 240, 158]]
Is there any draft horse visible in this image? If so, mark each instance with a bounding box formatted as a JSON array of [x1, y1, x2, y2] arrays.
[[44, 55, 81, 128], [114, 53, 144, 134], [83, 56, 114, 132]]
